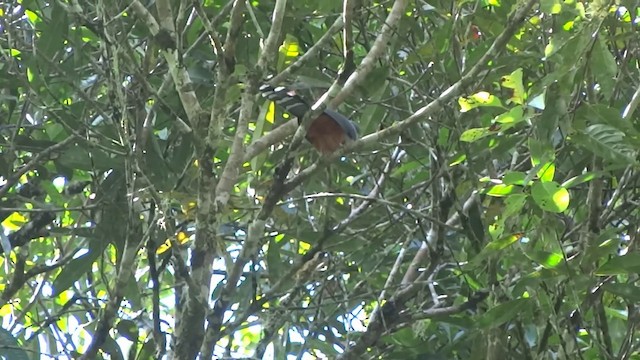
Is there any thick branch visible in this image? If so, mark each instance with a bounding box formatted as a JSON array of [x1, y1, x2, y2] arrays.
[[79, 230, 145, 359], [328, 0, 407, 107]]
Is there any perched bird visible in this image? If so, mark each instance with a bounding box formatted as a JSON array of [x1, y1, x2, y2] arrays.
[[259, 84, 358, 154]]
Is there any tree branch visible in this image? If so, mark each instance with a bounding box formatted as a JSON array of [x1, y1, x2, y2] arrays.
[[0, 135, 76, 199], [283, 0, 538, 194]]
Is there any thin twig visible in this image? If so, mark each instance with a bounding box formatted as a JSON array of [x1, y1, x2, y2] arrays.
[[0, 135, 76, 199]]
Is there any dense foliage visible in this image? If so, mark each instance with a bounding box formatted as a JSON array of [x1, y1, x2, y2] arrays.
[[1, 0, 640, 359]]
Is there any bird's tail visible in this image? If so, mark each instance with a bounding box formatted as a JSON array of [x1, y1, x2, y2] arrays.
[[259, 84, 310, 119]]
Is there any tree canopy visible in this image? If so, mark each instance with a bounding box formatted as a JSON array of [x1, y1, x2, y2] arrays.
[[2, 0, 640, 359]]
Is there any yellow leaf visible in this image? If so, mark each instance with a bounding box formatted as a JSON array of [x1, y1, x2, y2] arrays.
[[298, 241, 311, 253], [500, 68, 525, 105], [156, 231, 191, 254], [0, 304, 11, 316], [266, 102, 275, 123], [2, 212, 27, 230], [458, 91, 502, 112]]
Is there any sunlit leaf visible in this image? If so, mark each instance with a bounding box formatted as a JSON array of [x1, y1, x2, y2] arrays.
[[494, 106, 524, 124], [1, 212, 27, 230], [537, 162, 555, 182], [525, 250, 563, 269], [486, 184, 517, 197], [460, 127, 496, 142], [531, 181, 569, 213], [562, 172, 600, 188], [458, 91, 503, 112], [500, 69, 525, 104]]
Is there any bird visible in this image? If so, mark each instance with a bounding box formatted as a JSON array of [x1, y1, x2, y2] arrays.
[[259, 84, 358, 154]]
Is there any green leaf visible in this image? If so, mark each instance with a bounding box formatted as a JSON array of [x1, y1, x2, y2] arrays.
[[590, 38, 618, 96], [502, 194, 528, 218], [52, 240, 109, 296], [502, 172, 526, 185], [35, 3, 68, 58], [460, 127, 494, 142], [601, 283, 640, 302], [583, 230, 621, 264], [540, 0, 562, 14], [391, 160, 421, 177], [0, 327, 29, 360], [486, 184, 517, 197], [24, 9, 40, 24], [266, 237, 285, 284], [473, 232, 524, 261], [562, 172, 600, 188], [576, 104, 640, 141], [494, 106, 524, 124], [544, 30, 590, 60], [524, 250, 564, 269], [500, 69, 525, 104], [102, 335, 125, 360], [572, 124, 636, 164], [529, 138, 554, 167], [45, 123, 66, 141], [116, 320, 139, 342], [359, 80, 389, 136], [537, 162, 555, 182], [595, 253, 640, 275], [531, 181, 569, 213], [57, 146, 123, 171], [477, 298, 532, 329], [484, 233, 524, 252]]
